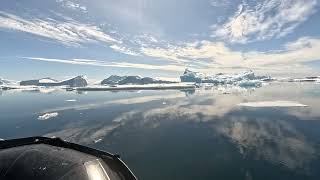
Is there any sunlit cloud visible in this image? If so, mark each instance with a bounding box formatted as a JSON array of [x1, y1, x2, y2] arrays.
[[211, 0, 318, 43], [140, 37, 320, 75]]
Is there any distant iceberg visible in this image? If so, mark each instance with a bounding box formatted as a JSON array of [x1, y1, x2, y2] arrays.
[[180, 69, 272, 88], [0, 77, 17, 86], [101, 75, 173, 85], [20, 76, 87, 87]]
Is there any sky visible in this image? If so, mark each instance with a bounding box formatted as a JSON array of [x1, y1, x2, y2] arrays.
[[0, 0, 320, 81]]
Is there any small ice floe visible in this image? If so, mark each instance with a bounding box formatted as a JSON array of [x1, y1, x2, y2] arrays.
[[94, 139, 102, 143], [38, 112, 59, 120], [65, 99, 77, 102], [0, 138, 4, 141], [162, 101, 167, 105], [238, 101, 308, 107]]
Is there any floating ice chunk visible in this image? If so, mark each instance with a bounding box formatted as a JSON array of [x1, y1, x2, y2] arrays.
[[94, 139, 102, 143], [238, 101, 308, 107], [0, 138, 4, 141], [38, 112, 59, 120], [65, 99, 77, 102]]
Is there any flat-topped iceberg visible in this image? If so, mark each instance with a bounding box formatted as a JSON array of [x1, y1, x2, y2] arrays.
[[180, 69, 272, 88], [20, 75, 88, 87], [101, 75, 173, 85]]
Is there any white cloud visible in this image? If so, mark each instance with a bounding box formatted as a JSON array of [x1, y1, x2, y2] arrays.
[[212, 0, 318, 43], [0, 11, 120, 46], [22, 57, 185, 72]]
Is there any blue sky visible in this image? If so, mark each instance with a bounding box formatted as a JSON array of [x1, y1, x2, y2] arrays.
[[0, 0, 320, 81]]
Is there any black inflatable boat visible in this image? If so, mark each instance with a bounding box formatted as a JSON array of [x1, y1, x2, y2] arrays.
[[0, 137, 137, 180]]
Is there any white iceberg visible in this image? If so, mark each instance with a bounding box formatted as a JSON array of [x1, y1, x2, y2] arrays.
[[180, 69, 272, 88], [238, 101, 308, 107], [38, 112, 59, 120]]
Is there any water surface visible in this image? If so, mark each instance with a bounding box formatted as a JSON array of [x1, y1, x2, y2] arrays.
[[1, 82, 320, 180]]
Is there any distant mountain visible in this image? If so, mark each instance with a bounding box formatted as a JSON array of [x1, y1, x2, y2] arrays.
[[101, 75, 173, 85], [20, 76, 87, 87]]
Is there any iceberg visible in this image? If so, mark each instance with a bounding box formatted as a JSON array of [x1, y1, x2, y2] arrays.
[[101, 75, 125, 85], [0, 77, 17, 86], [20, 76, 87, 87], [180, 69, 272, 88], [101, 75, 173, 85]]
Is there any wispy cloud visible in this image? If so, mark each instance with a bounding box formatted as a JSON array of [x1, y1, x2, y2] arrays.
[[21, 57, 185, 72], [110, 44, 140, 56], [210, 0, 230, 7], [212, 0, 318, 43], [22, 35, 320, 75], [0, 11, 120, 46]]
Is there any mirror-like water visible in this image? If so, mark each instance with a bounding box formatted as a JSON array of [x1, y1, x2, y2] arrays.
[[1, 82, 320, 180]]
